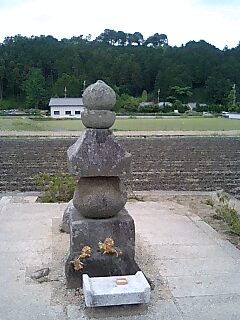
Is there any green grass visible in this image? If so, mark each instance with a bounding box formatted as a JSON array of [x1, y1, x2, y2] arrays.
[[0, 117, 48, 131], [1, 116, 240, 131], [113, 118, 240, 131]]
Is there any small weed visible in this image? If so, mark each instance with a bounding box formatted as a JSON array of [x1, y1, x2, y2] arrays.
[[216, 205, 240, 235], [34, 172, 76, 202], [215, 193, 240, 235], [217, 191, 230, 205], [204, 198, 214, 208], [127, 186, 144, 201]]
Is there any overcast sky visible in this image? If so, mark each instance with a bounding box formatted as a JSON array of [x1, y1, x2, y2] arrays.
[[0, 0, 239, 49]]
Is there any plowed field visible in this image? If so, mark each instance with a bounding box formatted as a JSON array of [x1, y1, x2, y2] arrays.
[[0, 137, 240, 199]]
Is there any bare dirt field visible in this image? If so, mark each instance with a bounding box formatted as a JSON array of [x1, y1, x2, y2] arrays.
[[0, 137, 240, 199]]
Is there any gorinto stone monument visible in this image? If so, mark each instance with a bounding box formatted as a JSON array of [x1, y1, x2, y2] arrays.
[[62, 80, 139, 288]]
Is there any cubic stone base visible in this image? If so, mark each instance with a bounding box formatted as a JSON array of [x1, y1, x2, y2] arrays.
[[65, 208, 139, 288]]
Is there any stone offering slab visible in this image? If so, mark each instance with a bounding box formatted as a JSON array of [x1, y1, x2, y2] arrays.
[[83, 271, 151, 307]]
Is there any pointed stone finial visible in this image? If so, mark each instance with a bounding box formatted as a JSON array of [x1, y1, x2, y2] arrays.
[[82, 80, 116, 110]]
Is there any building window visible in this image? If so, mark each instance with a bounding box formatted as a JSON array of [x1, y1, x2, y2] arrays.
[[75, 111, 81, 115], [65, 111, 71, 115], [54, 111, 60, 115]]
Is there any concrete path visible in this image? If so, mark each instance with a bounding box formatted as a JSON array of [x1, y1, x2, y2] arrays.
[[1, 130, 240, 137], [0, 193, 240, 319]]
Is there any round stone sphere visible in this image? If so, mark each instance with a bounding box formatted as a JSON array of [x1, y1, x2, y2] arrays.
[[81, 110, 116, 129], [82, 80, 116, 110], [73, 177, 127, 218]]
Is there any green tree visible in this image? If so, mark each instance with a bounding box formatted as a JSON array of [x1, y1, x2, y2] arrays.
[[23, 68, 47, 108], [0, 58, 5, 101], [145, 33, 168, 47], [205, 76, 231, 105], [172, 100, 188, 113], [226, 85, 237, 111], [2, 33, 240, 108], [115, 94, 140, 113], [116, 31, 127, 46], [95, 29, 117, 45], [141, 90, 148, 102], [127, 32, 144, 46], [54, 73, 81, 97], [170, 86, 193, 103]]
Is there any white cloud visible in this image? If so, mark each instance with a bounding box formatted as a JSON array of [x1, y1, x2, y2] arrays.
[[0, 0, 240, 49]]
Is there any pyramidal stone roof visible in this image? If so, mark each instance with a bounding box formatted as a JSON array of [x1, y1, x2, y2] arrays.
[[49, 97, 84, 106]]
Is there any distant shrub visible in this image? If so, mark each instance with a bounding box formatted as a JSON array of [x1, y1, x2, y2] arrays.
[[0, 98, 26, 110]]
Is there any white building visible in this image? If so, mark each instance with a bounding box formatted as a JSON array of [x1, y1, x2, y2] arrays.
[[229, 113, 240, 120], [158, 101, 172, 107], [49, 98, 85, 118], [221, 112, 240, 120]]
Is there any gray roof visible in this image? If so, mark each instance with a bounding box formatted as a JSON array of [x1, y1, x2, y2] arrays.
[[49, 98, 83, 106]]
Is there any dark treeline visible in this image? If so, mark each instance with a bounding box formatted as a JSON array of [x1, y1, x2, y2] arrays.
[[0, 30, 240, 110]]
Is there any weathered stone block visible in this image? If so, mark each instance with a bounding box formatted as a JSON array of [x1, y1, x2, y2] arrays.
[[73, 177, 127, 218], [69, 208, 135, 255], [81, 109, 116, 129], [59, 200, 74, 233], [65, 208, 139, 288], [83, 272, 151, 307], [82, 80, 116, 110], [67, 129, 131, 178]]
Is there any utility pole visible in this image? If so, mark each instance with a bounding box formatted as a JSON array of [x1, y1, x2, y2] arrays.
[[64, 86, 67, 98], [82, 80, 86, 94], [157, 88, 160, 104], [232, 84, 236, 106]]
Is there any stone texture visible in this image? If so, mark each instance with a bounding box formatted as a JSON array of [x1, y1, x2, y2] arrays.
[[83, 271, 151, 307], [64, 80, 137, 289], [176, 295, 240, 320], [82, 80, 116, 110], [81, 109, 116, 129], [155, 256, 240, 277], [59, 199, 74, 233], [65, 208, 138, 288], [67, 129, 132, 178], [167, 273, 240, 298], [30, 267, 50, 280], [69, 208, 135, 256], [73, 177, 127, 218]]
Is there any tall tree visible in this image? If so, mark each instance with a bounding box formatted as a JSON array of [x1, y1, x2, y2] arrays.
[[23, 68, 47, 108], [170, 85, 193, 103], [95, 29, 117, 45], [145, 33, 168, 47], [116, 31, 127, 46], [0, 58, 5, 100], [54, 73, 81, 97], [205, 75, 231, 104]]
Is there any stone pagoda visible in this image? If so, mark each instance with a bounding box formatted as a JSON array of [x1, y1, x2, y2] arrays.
[[63, 80, 139, 288]]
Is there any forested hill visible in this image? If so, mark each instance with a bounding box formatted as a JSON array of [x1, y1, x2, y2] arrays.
[[0, 31, 240, 109]]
